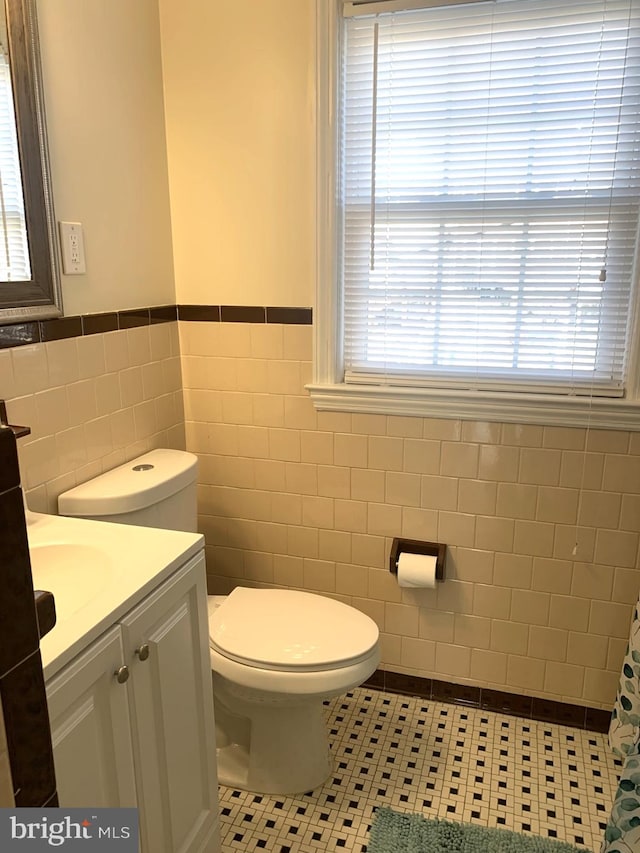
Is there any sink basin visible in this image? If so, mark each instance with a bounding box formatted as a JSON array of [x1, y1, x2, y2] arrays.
[[29, 543, 113, 622], [25, 510, 204, 680]]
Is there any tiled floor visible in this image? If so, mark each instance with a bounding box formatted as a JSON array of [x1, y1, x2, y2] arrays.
[[218, 687, 622, 853]]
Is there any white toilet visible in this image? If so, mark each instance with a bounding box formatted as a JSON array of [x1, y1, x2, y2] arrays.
[[58, 449, 381, 795]]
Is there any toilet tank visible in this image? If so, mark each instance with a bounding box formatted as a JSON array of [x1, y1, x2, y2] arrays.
[[57, 449, 198, 533]]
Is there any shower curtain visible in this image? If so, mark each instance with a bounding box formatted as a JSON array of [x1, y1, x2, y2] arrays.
[[601, 600, 640, 853]]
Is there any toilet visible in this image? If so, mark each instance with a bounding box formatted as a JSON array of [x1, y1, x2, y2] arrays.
[[58, 449, 381, 795]]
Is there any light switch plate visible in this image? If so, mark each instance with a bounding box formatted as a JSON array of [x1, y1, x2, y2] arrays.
[[59, 221, 86, 274]]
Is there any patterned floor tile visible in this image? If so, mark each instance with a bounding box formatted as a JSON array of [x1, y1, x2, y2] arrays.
[[218, 687, 620, 852]]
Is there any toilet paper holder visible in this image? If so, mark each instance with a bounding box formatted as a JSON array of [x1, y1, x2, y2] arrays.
[[389, 538, 446, 582]]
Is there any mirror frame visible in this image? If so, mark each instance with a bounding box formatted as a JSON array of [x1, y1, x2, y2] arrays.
[[0, 0, 61, 323]]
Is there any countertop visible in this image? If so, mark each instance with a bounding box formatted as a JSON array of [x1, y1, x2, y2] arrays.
[[27, 511, 204, 681]]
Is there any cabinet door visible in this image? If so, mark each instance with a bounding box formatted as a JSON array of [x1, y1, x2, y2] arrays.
[[46, 625, 137, 808], [121, 553, 219, 853]]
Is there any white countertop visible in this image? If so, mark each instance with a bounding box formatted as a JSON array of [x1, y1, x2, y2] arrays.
[[27, 511, 204, 681]]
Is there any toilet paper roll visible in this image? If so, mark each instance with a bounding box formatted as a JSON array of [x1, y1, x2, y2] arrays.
[[397, 552, 438, 588]]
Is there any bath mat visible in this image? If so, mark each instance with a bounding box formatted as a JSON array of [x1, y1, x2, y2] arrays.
[[368, 807, 589, 853]]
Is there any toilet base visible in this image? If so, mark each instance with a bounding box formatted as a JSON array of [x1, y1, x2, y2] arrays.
[[213, 675, 333, 795]]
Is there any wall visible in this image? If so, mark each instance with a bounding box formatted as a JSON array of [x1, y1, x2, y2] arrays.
[[0, 0, 182, 803], [158, 0, 315, 307], [0, 0, 185, 498], [181, 320, 639, 711], [0, 0, 185, 505], [35, 0, 175, 316], [5, 321, 184, 513], [161, 1, 639, 712]]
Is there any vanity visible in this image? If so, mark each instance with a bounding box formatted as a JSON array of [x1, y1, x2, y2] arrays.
[[30, 510, 220, 853]]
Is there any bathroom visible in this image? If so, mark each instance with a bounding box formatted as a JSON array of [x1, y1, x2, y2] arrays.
[[0, 0, 637, 849]]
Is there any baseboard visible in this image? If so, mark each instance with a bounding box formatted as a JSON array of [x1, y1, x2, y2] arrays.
[[363, 669, 611, 733]]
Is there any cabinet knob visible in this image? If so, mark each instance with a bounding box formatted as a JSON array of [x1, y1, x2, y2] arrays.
[[114, 665, 130, 684], [135, 644, 150, 662]]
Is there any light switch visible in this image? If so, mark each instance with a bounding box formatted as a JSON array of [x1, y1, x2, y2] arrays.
[[59, 221, 86, 274]]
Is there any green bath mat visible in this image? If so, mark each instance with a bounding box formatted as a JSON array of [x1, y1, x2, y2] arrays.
[[368, 808, 590, 853]]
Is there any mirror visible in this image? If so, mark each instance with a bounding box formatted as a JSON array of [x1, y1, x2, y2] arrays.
[[0, 0, 61, 323]]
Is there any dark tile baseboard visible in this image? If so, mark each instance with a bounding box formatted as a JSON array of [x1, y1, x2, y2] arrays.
[[363, 669, 611, 734]]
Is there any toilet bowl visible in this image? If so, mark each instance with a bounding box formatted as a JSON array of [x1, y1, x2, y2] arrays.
[[208, 588, 379, 794], [58, 449, 381, 795]]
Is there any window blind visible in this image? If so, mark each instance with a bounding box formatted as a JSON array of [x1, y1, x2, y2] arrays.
[[340, 0, 640, 396], [0, 43, 31, 282]]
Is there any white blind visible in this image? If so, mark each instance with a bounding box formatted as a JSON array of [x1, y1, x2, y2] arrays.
[[0, 43, 31, 282], [341, 0, 640, 395]]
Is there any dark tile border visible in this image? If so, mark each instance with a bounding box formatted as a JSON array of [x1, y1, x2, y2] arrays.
[[40, 316, 82, 342], [221, 305, 266, 323], [1, 649, 57, 806], [0, 304, 313, 350], [480, 687, 535, 719], [266, 306, 313, 325], [0, 485, 40, 675], [118, 308, 150, 329], [82, 312, 118, 336], [178, 305, 220, 322], [150, 305, 178, 324], [178, 304, 313, 325], [362, 669, 611, 733], [432, 678, 481, 707], [0, 428, 57, 807], [0, 322, 40, 349]]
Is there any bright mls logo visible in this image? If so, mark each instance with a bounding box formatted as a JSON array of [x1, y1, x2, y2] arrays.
[[0, 809, 138, 850]]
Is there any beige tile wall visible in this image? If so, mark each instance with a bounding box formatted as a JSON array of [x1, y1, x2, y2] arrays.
[[2, 323, 185, 514], [3, 317, 635, 713], [181, 321, 639, 711]]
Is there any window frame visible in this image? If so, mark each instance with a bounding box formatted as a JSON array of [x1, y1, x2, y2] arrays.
[[0, 0, 62, 323], [309, 0, 640, 430]]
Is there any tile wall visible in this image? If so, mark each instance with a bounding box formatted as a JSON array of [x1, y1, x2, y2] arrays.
[[0, 317, 184, 807], [2, 313, 635, 717], [181, 321, 639, 712], [1, 322, 185, 514]]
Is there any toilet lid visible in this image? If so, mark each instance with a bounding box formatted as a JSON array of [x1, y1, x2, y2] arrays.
[[209, 588, 379, 672]]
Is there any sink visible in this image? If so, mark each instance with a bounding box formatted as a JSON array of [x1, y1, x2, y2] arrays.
[[25, 510, 203, 680], [29, 543, 113, 622]]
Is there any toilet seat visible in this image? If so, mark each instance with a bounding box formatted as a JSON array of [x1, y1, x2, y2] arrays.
[[208, 588, 379, 673]]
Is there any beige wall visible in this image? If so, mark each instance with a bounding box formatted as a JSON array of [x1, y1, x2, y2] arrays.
[[159, 0, 315, 307], [36, 0, 175, 316], [182, 320, 639, 710]]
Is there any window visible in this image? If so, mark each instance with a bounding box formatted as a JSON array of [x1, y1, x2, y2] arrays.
[[0, 0, 62, 322], [311, 0, 640, 429], [0, 40, 30, 281]]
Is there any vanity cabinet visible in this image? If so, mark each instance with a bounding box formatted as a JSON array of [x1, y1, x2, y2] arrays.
[[45, 625, 137, 809], [46, 552, 219, 853]]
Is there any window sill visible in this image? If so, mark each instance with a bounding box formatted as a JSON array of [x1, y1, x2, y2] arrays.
[[306, 382, 640, 431]]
